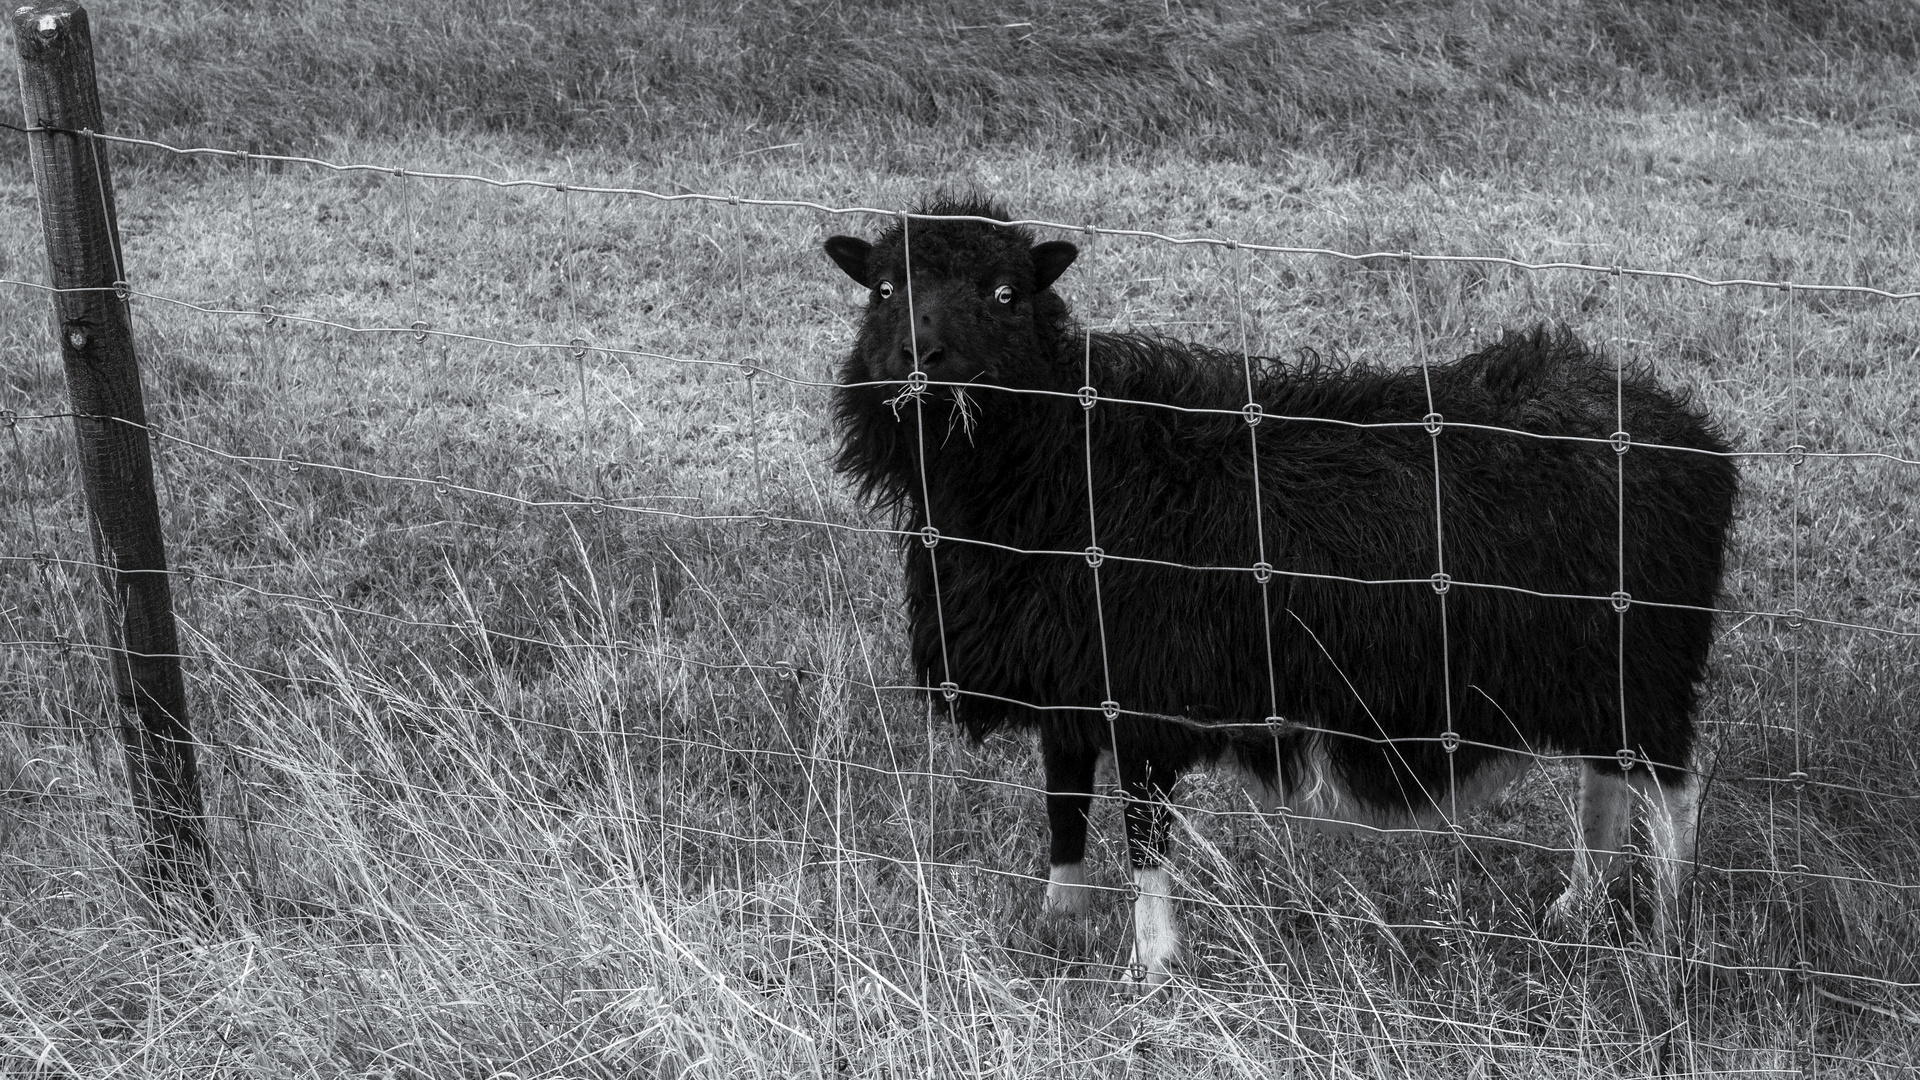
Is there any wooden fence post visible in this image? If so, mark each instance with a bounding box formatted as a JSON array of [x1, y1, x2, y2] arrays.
[[13, 0, 214, 910]]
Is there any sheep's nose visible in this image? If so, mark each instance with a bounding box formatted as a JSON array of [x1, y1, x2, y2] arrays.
[[901, 339, 946, 370]]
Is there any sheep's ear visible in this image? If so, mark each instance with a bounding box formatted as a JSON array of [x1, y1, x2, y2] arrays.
[[824, 236, 873, 287], [1030, 240, 1078, 291]]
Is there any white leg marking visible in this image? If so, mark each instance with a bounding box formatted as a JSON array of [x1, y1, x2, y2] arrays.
[[1044, 862, 1091, 917], [1551, 763, 1633, 924], [1639, 771, 1699, 941], [1128, 866, 1179, 986]]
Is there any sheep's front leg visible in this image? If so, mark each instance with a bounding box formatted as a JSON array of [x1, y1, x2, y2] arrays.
[[1042, 734, 1098, 916], [1118, 752, 1180, 986]]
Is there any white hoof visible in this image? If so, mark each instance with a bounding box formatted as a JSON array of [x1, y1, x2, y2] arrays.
[[1120, 962, 1173, 992], [1044, 863, 1093, 917]]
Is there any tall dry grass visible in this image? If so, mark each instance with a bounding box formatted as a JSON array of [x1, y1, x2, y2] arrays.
[[4, 1, 1920, 1076]]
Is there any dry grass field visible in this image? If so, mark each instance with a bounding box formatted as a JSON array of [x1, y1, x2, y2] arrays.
[[5, 1, 1920, 1076]]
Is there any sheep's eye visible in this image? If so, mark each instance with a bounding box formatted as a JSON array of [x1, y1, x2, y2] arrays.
[[993, 285, 1015, 304], [877, 281, 894, 299]]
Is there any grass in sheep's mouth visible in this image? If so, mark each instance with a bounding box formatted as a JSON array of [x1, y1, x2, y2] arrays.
[[3, 1, 1919, 1075], [879, 382, 980, 445]]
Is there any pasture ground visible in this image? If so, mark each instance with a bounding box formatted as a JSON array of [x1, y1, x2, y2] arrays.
[[4, 2, 1920, 1075]]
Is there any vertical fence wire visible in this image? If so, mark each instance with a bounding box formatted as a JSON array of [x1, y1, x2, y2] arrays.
[[1783, 280, 1816, 1078], [896, 209, 947, 1066], [1608, 291, 1635, 1043], [1227, 241, 1283, 781], [1073, 223, 1137, 981], [1400, 254, 1465, 914]]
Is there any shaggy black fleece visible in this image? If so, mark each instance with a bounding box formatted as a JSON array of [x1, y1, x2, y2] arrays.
[[825, 197, 1738, 868]]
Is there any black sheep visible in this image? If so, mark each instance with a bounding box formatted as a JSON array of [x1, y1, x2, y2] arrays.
[[823, 198, 1738, 985]]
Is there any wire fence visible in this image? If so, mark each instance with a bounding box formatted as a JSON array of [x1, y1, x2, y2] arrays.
[[5, 122, 1920, 1075]]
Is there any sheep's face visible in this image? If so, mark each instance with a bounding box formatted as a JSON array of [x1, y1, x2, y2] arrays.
[[825, 212, 1077, 391]]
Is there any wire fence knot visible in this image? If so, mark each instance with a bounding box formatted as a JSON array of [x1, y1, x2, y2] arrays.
[[1252, 561, 1272, 584], [1429, 572, 1450, 594], [1610, 590, 1631, 613], [1243, 401, 1263, 426], [1616, 747, 1637, 772], [1440, 731, 1460, 753], [1084, 546, 1104, 569], [1788, 770, 1809, 791], [410, 321, 430, 343], [1610, 430, 1631, 454], [1078, 385, 1098, 410], [919, 525, 940, 548], [1422, 412, 1444, 436], [1101, 700, 1120, 721], [939, 681, 959, 702]]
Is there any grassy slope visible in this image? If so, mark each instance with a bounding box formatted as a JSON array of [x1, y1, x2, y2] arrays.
[[5, 1, 1920, 1076], [87, 0, 1920, 165]]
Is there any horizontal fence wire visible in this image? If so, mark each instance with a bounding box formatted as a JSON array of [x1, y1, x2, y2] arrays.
[[6, 120, 1920, 1072], [4, 402, 1913, 641], [8, 618, 1920, 901], [4, 541, 1919, 790], [5, 120, 1919, 301]]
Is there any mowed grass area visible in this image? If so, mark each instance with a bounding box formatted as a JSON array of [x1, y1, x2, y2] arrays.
[[5, 1, 1920, 1076]]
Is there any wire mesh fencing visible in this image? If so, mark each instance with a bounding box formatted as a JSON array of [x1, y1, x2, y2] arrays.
[[4, 125, 1920, 1076]]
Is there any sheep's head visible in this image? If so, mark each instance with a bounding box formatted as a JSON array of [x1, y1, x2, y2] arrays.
[[824, 198, 1078, 391]]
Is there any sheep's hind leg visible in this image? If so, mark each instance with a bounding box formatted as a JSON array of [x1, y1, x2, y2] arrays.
[[1117, 754, 1180, 987], [1638, 767, 1699, 944], [1042, 735, 1098, 917], [1549, 761, 1633, 927]]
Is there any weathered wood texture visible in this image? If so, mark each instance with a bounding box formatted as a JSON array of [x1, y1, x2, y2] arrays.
[[14, 0, 213, 904]]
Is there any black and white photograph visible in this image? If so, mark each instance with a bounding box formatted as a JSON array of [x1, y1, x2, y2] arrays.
[[4, 2, 1918, 1075]]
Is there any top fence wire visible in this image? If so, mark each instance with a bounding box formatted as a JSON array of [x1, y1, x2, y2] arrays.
[[5, 121, 1920, 1078]]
